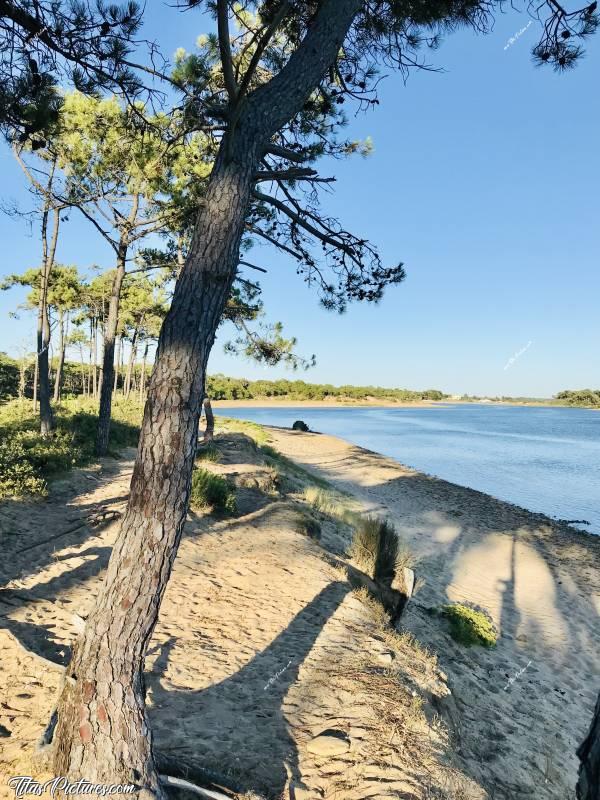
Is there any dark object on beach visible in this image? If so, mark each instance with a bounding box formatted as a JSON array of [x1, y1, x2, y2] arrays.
[[292, 420, 310, 432], [578, 692, 600, 800]]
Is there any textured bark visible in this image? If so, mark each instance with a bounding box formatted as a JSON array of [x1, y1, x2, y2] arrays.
[[202, 397, 215, 441], [578, 693, 600, 800], [96, 245, 128, 455], [53, 0, 362, 791]]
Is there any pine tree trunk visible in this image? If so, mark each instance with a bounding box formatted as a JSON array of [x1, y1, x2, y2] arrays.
[[139, 340, 149, 402], [124, 329, 139, 398], [53, 311, 66, 403], [52, 1, 362, 788], [92, 318, 99, 399], [52, 144, 256, 792], [38, 207, 60, 436], [578, 693, 600, 800], [202, 396, 215, 441], [33, 356, 38, 408], [114, 336, 122, 393], [37, 277, 53, 435], [96, 245, 128, 455]]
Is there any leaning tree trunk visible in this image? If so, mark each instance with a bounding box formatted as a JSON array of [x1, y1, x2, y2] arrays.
[[52, 145, 255, 792], [578, 693, 600, 800], [96, 245, 127, 455], [202, 396, 215, 441], [52, 0, 362, 789]]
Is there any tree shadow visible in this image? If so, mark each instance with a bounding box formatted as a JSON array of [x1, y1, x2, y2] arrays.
[[147, 580, 351, 799]]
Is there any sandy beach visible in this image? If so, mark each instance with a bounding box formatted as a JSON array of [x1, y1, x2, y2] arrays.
[[1, 426, 598, 799]]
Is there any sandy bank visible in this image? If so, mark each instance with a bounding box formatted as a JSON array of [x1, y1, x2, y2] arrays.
[[267, 426, 600, 799]]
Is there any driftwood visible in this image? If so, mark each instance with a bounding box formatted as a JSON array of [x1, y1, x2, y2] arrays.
[[159, 776, 233, 800], [578, 692, 600, 800]]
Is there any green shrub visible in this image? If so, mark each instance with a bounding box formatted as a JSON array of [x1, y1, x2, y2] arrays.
[[0, 397, 141, 500], [440, 603, 497, 647], [190, 468, 236, 514], [0, 436, 48, 498]]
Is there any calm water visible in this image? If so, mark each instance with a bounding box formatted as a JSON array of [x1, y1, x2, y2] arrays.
[[219, 404, 600, 534]]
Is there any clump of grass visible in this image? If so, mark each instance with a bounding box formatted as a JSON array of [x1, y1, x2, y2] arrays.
[[303, 486, 356, 522], [351, 586, 391, 629], [195, 442, 219, 462], [348, 515, 411, 584], [295, 511, 321, 540], [439, 603, 497, 647], [190, 468, 237, 514]]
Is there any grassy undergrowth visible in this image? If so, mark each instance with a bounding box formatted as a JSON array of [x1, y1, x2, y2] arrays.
[[190, 467, 237, 514], [0, 397, 142, 500], [215, 416, 271, 446]]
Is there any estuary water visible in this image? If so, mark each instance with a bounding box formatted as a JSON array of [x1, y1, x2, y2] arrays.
[[218, 403, 600, 535]]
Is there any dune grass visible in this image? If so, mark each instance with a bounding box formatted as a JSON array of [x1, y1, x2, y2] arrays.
[[348, 515, 412, 583], [190, 467, 237, 515]]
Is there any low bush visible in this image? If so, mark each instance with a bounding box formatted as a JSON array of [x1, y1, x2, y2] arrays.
[[439, 603, 497, 647], [190, 468, 237, 514], [0, 397, 141, 500]]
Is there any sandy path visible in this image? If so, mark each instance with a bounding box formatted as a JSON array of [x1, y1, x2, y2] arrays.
[[0, 437, 473, 800], [267, 428, 600, 800]]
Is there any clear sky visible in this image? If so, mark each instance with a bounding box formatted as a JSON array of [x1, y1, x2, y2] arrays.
[[0, 4, 598, 398]]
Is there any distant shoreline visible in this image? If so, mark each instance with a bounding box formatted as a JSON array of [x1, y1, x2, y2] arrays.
[[211, 398, 590, 410]]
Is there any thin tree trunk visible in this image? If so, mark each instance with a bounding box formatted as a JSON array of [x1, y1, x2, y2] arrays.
[[139, 340, 149, 402], [53, 311, 66, 403], [33, 356, 38, 408], [124, 328, 139, 398], [114, 336, 122, 394], [202, 397, 215, 442], [92, 318, 98, 399], [38, 206, 60, 436], [79, 347, 86, 396], [96, 243, 128, 455], [18, 359, 26, 403], [52, 0, 361, 788], [578, 693, 600, 800]]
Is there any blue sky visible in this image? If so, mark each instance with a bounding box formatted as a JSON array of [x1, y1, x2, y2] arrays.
[[0, 4, 598, 397]]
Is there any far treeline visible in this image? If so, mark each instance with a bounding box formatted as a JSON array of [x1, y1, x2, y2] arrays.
[[2, 355, 598, 407]]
